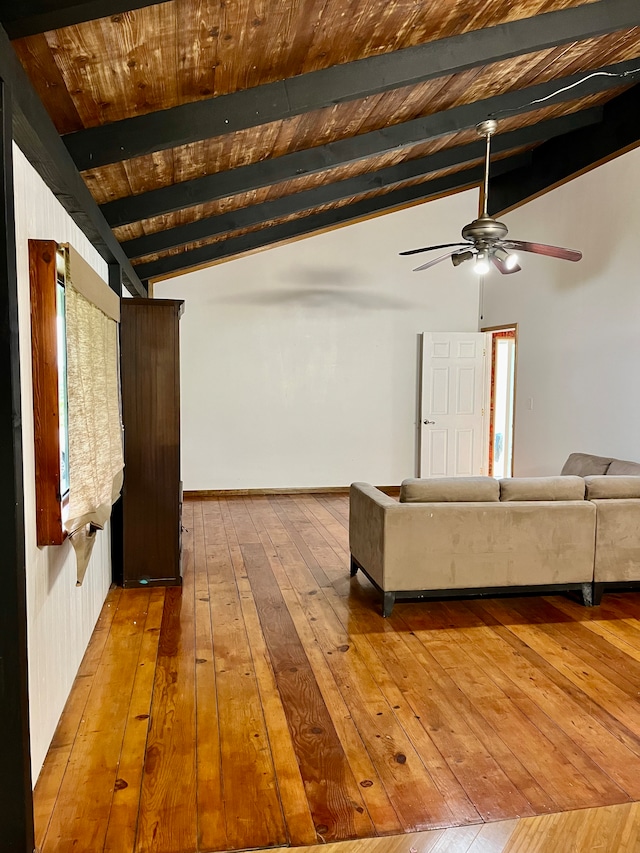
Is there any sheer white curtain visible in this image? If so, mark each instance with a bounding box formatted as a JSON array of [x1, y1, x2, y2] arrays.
[[63, 248, 123, 583]]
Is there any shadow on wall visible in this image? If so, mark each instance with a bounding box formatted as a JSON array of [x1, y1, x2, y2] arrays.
[[47, 540, 71, 593], [213, 265, 413, 310]]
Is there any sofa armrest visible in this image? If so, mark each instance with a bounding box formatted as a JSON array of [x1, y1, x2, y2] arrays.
[[349, 483, 397, 587]]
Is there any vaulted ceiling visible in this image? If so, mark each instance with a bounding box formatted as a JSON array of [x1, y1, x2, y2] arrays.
[[2, 0, 640, 294]]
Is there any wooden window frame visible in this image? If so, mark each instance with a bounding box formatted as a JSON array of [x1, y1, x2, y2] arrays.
[[29, 238, 68, 545]]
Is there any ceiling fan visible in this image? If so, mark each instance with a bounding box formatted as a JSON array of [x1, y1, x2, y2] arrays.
[[400, 119, 582, 275]]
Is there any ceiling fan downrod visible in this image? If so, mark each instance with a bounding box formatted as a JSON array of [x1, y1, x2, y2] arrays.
[[478, 119, 497, 218], [460, 119, 508, 246]]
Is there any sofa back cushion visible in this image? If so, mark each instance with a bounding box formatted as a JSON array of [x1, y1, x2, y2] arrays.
[[561, 452, 612, 476], [585, 475, 640, 499], [607, 458, 640, 476], [500, 476, 585, 501], [400, 477, 499, 503]]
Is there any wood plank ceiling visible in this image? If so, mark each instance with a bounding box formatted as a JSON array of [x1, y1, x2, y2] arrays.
[[4, 0, 640, 290]]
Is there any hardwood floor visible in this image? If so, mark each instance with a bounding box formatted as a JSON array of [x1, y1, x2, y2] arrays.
[[33, 494, 640, 852]]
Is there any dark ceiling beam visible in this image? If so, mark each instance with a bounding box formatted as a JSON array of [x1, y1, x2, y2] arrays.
[[63, 0, 640, 172], [488, 83, 640, 215], [102, 58, 640, 228], [134, 151, 529, 281], [0, 24, 146, 296], [122, 108, 602, 260], [2, 1, 155, 39]]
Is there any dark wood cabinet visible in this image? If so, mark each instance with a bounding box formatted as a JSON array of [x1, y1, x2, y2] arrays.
[[116, 298, 184, 587]]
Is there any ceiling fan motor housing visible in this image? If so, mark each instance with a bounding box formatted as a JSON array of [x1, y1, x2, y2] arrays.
[[461, 214, 508, 244]]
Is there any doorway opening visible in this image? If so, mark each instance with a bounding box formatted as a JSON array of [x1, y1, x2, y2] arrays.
[[483, 325, 517, 478]]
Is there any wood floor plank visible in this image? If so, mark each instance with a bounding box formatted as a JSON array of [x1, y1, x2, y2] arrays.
[[104, 588, 166, 853], [315, 494, 350, 528], [279, 583, 406, 837], [298, 494, 350, 553], [135, 566, 197, 852], [224, 501, 319, 846], [269, 495, 334, 589], [33, 585, 123, 849], [211, 499, 288, 849], [284, 496, 347, 583], [78, 586, 124, 678], [41, 589, 152, 853], [245, 499, 406, 837], [192, 501, 227, 853], [239, 538, 376, 843]]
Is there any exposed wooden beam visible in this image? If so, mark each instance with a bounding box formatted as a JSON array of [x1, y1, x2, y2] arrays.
[[0, 78, 34, 853], [488, 83, 640, 215], [108, 261, 122, 296], [102, 58, 640, 229], [63, 0, 640, 172], [0, 24, 146, 296], [134, 152, 531, 281], [2, 1, 155, 39], [123, 108, 602, 260]]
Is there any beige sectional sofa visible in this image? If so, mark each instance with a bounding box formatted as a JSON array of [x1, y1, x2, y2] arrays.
[[349, 476, 597, 616]]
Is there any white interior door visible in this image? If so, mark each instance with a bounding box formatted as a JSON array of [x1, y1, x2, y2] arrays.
[[420, 332, 487, 477]]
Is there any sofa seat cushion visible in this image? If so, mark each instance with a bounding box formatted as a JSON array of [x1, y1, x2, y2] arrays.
[[500, 476, 585, 502], [607, 459, 640, 476], [561, 452, 612, 476], [400, 476, 499, 503], [585, 475, 640, 500]]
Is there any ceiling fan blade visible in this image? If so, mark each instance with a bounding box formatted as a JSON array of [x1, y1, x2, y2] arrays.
[[491, 255, 521, 275], [504, 240, 582, 262], [400, 242, 470, 257], [413, 251, 458, 272]]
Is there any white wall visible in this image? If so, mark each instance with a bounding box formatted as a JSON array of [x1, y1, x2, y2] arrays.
[[481, 145, 640, 475], [13, 145, 112, 779], [155, 191, 481, 489]]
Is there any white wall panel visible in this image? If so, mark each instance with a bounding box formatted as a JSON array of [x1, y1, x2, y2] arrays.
[[481, 145, 640, 475], [13, 145, 112, 780], [155, 191, 481, 489]]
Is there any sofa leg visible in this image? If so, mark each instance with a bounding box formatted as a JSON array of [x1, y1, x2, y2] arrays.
[[350, 555, 359, 577], [382, 592, 396, 618], [580, 582, 598, 607], [592, 582, 604, 606]]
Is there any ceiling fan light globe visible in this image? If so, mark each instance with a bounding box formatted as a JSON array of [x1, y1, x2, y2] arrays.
[[494, 246, 519, 270], [473, 253, 490, 275]]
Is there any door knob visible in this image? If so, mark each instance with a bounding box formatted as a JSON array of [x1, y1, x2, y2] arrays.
[[423, 419, 436, 425]]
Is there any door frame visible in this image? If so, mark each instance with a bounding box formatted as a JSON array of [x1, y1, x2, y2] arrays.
[[481, 323, 518, 477], [0, 78, 35, 853]]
